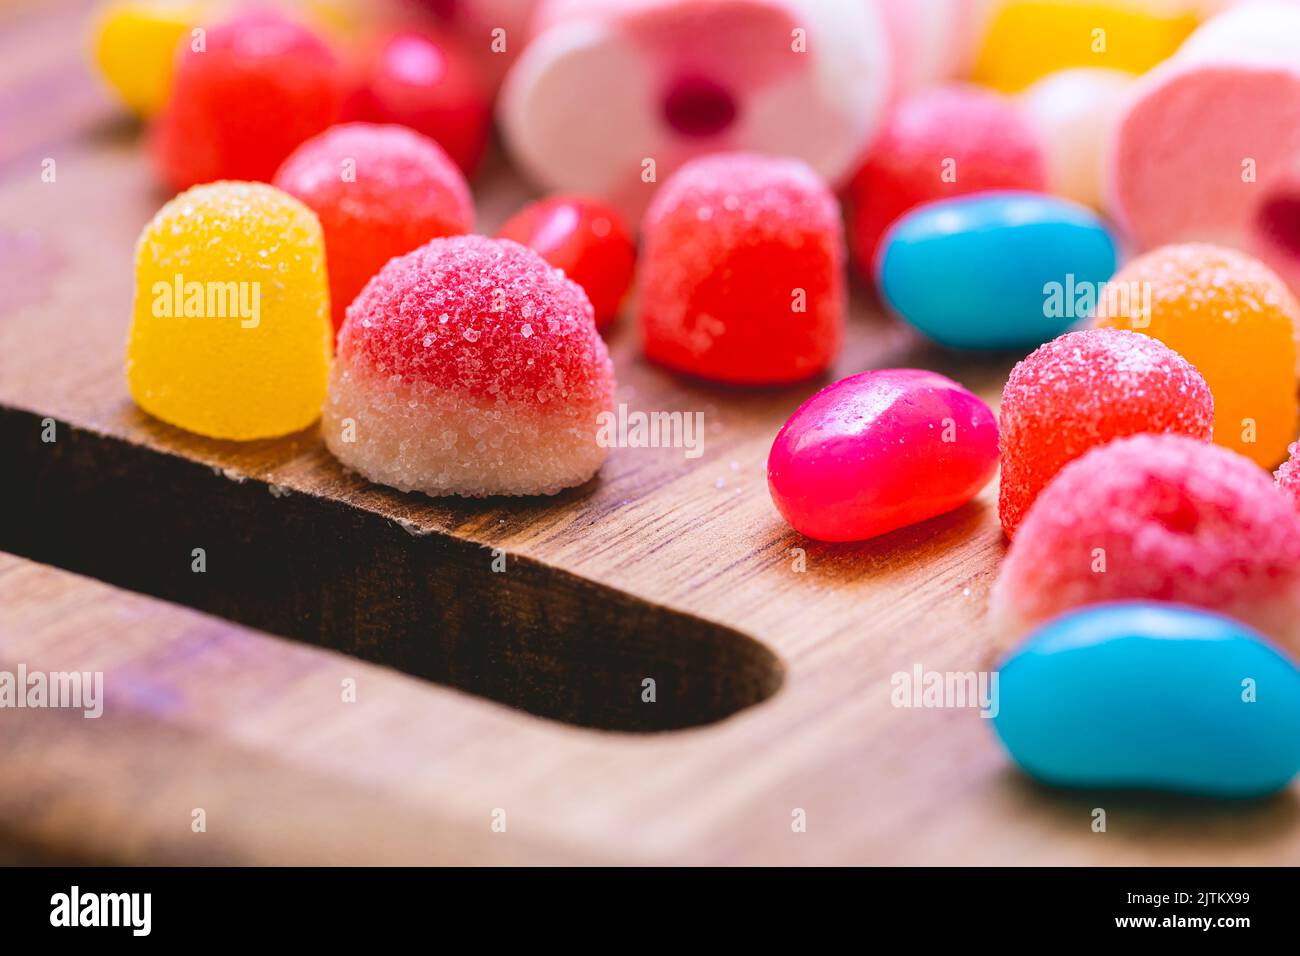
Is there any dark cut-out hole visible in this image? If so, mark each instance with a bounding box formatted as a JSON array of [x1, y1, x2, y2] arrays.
[[1256, 193, 1300, 259], [0, 408, 783, 732], [661, 74, 738, 138]]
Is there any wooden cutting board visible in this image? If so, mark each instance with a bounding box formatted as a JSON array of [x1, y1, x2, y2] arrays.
[[2, 0, 1297, 865]]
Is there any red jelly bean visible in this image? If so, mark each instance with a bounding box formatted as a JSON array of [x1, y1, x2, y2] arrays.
[[496, 196, 636, 330], [768, 369, 998, 542], [998, 328, 1214, 538], [152, 9, 343, 190], [274, 123, 475, 334], [639, 152, 845, 385], [846, 84, 1046, 280], [342, 30, 491, 177]]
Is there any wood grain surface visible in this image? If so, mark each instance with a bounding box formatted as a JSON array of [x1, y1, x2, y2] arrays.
[[1, 0, 1297, 864]]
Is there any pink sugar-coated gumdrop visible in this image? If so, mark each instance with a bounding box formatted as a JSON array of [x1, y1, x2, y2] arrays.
[[273, 123, 475, 335], [845, 84, 1047, 279], [768, 369, 999, 542], [341, 30, 492, 177], [152, 9, 343, 190], [991, 433, 1300, 655], [1277, 442, 1300, 510], [496, 196, 636, 331], [998, 328, 1215, 538], [638, 152, 845, 384], [323, 235, 615, 497]]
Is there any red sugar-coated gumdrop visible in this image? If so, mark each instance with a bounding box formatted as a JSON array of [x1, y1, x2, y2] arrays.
[[274, 123, 474, 334], [496, 196, 636, 330], [341, 30, 492, 177], [998, 328, 1215, 538], [768, 369, 999, 542], [846, 84, 1046, 279], [991, 433, 1300, 655], [323, 235, 615, 497], [1277, 442, 1300, 510], [152, 9, 343, 190], [638, 151, 845, 384]]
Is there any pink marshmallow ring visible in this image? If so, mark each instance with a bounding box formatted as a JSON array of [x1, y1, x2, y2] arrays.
[[1107, 1, 1300, 295], [500, 0, 892, 217]]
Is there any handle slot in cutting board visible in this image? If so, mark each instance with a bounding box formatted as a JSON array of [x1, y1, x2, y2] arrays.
[[0, 407, 784, 732]]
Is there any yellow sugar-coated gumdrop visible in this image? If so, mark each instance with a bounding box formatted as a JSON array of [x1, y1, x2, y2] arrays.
[[91, 1, 199, 117], [126, 182, 332, 441], [975, 0, 1199, 92], [1094, 243, 1300, 468]]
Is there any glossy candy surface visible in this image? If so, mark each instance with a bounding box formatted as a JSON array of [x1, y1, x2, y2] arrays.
[[768, 369, 998, 542], [497, 196, 635, 330], [638, 152, 845, 384], [998, 328, 1214, 538], [126, 182, 332, 440], [324, 235, 615, 497], [993, 602, 1300, 798], [341, 30, 492, 177], [152, 9, 343, 190], [274, 123, 474, 334], [991, 434, 1300, 657], [877, 192, 1117, 350], [846, 84, 1047, 277], [1093, 243, 1300, 468]]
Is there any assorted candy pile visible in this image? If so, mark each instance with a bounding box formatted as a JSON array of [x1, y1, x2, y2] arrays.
[[96, 0, 1300, 797]]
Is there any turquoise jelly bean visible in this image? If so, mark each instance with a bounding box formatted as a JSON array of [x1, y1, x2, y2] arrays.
[[992, 602, 1300, 797], [876, 191, 1118, 350]]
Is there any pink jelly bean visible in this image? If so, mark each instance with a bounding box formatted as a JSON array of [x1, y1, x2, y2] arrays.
[[767, 369, 998, 542]]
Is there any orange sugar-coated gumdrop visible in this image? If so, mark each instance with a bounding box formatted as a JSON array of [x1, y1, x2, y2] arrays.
[[1094, 243, 1299, 468], [126, 182, 332, 440]]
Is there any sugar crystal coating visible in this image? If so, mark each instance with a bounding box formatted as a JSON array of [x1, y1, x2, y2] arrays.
[[152, 9, 343, 190], [998, 328, 1214, 538], [341, 30, 492, 176], [274, 123, 474, 334], [1276, 442, 1300, 511], [1093, 242, 1300, 468], [846, 84, 1046, 278], [497, 195, 635, 330], [638, 151, 845, 385], [325, 235, 615, 496], [991, 434, 1300, 657], [126, 181, 332, 440]]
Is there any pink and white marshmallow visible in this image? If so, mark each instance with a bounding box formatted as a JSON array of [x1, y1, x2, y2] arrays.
[[499, 0, 892, 217], [1107, 1, 1300, 294]]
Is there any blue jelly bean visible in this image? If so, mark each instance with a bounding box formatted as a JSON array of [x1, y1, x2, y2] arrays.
[[992, 602, 1300, 797], [876, 191, 1118, 350]]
